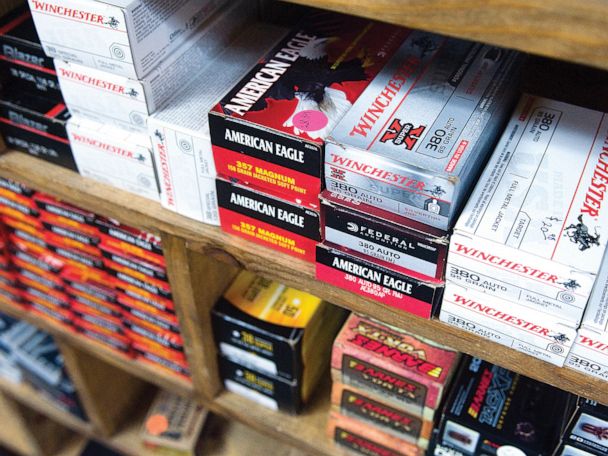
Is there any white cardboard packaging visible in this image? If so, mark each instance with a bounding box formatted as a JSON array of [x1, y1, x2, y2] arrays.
[[54, 0, 254, 133], [449, 94, 608, 325], [148, 23, 287, 224], [440, 281, 577, 366], [67, 115, 159, 201], [566, 251, 608, 380], [28, 0, 225, 79]]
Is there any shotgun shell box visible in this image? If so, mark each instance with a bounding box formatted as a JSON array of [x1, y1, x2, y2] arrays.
[[217, 178, 321, 262], [440, 282, 576, 366], [149, 23, 286, 224], [325, 36, 522, 231], [55, 0, 255, 133], [327, 410, 423, 456], [0, 91, 75, 170], [0, 7, 61, 99], [331, 314, 459, 418], [566, 250, 608, 380], [331, 382, 433, 448], [561, 399, 608, 455], [67, 116, 159, 202], [142, 390, 207, 453], [322, 191, 449, 282], [219, 355, 301, 413], [450, 95, 608, 327], [212, 269, 345, 383], [209, 12, 410, 209], [27, 0, 225, 79], [316, 243, 443, 318], [436, 356, 574, 456]]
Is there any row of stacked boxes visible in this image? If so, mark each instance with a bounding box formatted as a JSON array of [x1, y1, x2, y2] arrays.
[[1, 0, 608, 385], [0, 176, 189, 379]]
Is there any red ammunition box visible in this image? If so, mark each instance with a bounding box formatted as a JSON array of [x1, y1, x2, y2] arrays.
[[316, 244, 442, 319], [331, 382, 432, 448], [331, 314, 459, 419], [327, 410, 423, 456], [74, 321, 132, 355], [114, 280, 175, 313], [104, 257, 171, 299], [100, 242, 167, 282], [133, 344, 190, 379], [33, 193, 96, 226], [217, 178, 320, 262]]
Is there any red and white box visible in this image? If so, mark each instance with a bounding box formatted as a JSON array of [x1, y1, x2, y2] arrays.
[[67, 116, 159, 201], [449, 95, 608, 328], [440, 281, 577, 366], [28, 0, 225, 79], [316, 244, 442, 318], [331, 314, 459, 419], [327, 410, 423, 456], [566, 251, 608, 380]]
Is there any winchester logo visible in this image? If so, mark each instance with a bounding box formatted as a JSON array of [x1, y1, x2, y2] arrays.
[[30, 2, 106, 24], [380, 119, 425, 150]]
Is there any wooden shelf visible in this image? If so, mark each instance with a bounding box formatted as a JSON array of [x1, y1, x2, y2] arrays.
[[1, 150, 606, 407], [283, 0, 608, 71], [0, 299, 193, 397]]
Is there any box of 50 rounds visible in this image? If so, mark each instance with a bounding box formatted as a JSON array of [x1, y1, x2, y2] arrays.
[[149, 22, 287, 224], [440, 282, 577, 366], [322, 191, 448, 282], [325, 33, 522, 230], [67, 116, 160, 202], [55, 0, 256, 133], [450, 95, 608, 327], [209, 12, 409, 209], [316, 244, 442, 318], [28, 0, 225, 79], [217, 178, 321, 262], [436, 356, 574, 456], [327, 411, 423, 456], [566, 250, 608, 380], [331, 314, 459, 419], [331, 382, 433, 448], [0, 7, 62, 100], [0, 91, 75, 170], [219, 356, 301, 413]]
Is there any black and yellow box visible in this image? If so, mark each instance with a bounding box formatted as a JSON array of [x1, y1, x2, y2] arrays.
[[212, 270, 346, 401]]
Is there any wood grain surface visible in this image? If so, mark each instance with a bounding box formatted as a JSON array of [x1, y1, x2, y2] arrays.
[[283, 0, 608, 70]]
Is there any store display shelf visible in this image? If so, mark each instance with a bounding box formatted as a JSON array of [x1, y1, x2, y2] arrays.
[[283, 0, 608, 71]]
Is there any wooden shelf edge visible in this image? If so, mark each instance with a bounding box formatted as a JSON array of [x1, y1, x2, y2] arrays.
[[283, 0, 608, 71], [0, 151, 606, 405], [0, 299, 193, 397]]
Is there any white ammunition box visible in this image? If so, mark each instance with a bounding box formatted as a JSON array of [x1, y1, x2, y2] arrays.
[[566, 250, 608, 380], [450, 95, 608, 325], [440, 282, 576, 367], [54, 0, 254, 133], [325, 32, 522, 230], [67, 116, 159, 201], [148, 23, 286, 224], [28, 0, 225, 79]]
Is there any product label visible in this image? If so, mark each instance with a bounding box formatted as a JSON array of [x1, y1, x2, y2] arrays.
[[340, 388, 423, 440], [342, 354, 427, 410], [217, 179, 320, 261], [316, 245, 437, 318], [334, 427, 407, 456]]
